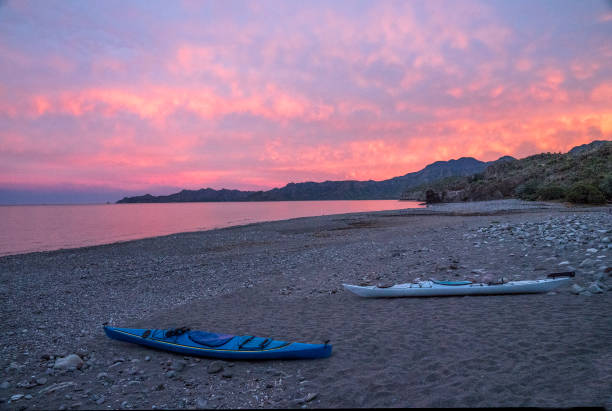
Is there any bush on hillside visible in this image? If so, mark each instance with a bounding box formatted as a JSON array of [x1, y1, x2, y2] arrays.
[[537, 184, 566, 200], [425, 189, 442, 203], [566, 182, 606, 204], [515, 179, 541, 200], [468, 173, 484, 183], [599, 174, 612, 200]]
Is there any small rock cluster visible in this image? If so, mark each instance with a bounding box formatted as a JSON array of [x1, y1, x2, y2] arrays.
[[465, 213, 611, 295], [1, 348, 321, 409]]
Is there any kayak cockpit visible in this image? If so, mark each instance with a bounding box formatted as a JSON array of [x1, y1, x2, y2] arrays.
[[431, 280, 473, 286]]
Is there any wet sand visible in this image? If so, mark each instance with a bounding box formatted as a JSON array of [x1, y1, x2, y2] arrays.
[[1, 200, 611, 409]]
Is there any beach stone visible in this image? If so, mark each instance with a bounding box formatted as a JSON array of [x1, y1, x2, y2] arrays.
[[265, 367, 285, 377], [54, 354, 83, 370], [293, 392, 318, 405], [594, 272, 606, 282], [36, 377, 47, 385], [587, 283, 604, 294], [0, 381, 9, 389], [96, 396, 106, 405], [16, 379, 37, 389], [6, 362, 23, 373], [570, 284, 584, 295], [196, 398, 208, 408], [171, 360, 186, 371], [558, 261, 570, 266], [207, 361, 223, 374], [579, 290, 593, 296], [39, 381, 76, 395], [9, 394, 24, 402], [96, 372, 112, 382]]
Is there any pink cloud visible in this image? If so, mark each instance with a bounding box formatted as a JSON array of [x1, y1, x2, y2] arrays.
[[598, 12, 612, 22], [515, 59, 532, 72], [591, 83, 612, 103], [1, 1, 610, 195], [571, 61, 600, 80], [447, 88, 463, 98]]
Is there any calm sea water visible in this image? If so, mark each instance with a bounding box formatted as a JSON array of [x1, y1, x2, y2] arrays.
[[0, 200, 423, 256]]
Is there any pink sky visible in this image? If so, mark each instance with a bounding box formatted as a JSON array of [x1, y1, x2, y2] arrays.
[[0, 0, 611, 201]]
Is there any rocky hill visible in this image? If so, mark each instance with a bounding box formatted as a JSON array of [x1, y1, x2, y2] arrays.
[[401, 140, 611, 204], [117, 156, 510, 203]]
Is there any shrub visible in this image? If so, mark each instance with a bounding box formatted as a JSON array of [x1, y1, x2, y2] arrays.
[[566, 182, 607, 204], [515, 180, 541, 200], [425, 189, 442, 203], [599, 174, 612, 200], [468, 173, 484, 183], [537, 184, 566, 200]]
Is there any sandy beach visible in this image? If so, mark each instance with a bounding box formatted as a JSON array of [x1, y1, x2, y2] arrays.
[[1, 200, 611, 409]]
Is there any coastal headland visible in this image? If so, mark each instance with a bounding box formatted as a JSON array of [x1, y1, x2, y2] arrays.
[[1, 200, 611, 409]]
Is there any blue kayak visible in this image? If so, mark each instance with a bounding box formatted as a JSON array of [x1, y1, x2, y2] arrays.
[[104, 326, 332, 360]]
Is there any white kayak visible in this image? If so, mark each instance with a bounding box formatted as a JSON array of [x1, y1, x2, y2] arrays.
[[342, 277, 571, 298]]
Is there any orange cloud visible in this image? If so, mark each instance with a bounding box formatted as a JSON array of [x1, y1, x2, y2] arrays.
[[1, 1, 610, 195], [17, 83, 339, 125]]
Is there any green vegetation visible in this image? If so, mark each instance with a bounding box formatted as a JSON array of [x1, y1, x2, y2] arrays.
[[599, 173, 612, 199], [566, 183, 606, 204], [515, 179, 541, 201], [536, 184, 566, 201], [401, 141, 611, 205]]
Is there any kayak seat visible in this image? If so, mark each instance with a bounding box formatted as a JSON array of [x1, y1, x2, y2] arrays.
[[431, 280, 473, 286], [188, 331, 235, 347]]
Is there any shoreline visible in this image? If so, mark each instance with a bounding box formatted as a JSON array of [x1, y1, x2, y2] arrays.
[[1, 200, 610, 409], [1, 198, 597, 259], [0, 199, 418, 258]]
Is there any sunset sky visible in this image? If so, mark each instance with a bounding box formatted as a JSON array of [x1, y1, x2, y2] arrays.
[[1, 0, 611, 203]]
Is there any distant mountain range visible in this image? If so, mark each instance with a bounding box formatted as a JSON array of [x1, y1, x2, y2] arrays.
[[401, 140, 611, 204], [117, 140, 610, 204], [117, 155, 515, 203]]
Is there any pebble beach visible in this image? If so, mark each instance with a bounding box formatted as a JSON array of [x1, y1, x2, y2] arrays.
[[1, 199, 611, 409]]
